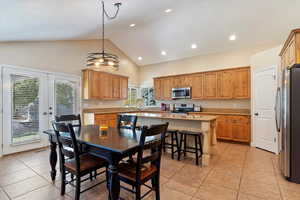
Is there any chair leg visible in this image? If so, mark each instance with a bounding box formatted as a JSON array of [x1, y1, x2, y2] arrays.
[[163, 137, 166, 153], [135, 185, 141, 200], [60, 169, 66, 195], [155, 174, 160, 200], [106, 168, 110, 190], [174, 131, 179, 159], [75, 176, 81, 200], [194, 135, 199, 165], [89, 172, 93, 181], [199, 135, 203, 155], [178, 133, 183, 161], [183, 134, 187, 157], [171, 133, 174, 159]]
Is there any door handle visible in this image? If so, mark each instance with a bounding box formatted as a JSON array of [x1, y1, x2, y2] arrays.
[[43, 112, 48, 115], [254, 113, 259, 116]]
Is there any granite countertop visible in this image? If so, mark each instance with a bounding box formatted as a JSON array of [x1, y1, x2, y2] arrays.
[[121, 112, 218, 122]]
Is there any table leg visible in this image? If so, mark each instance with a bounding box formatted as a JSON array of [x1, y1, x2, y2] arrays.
[[49, 140, 57, 182], [108, 164, 120, 200]]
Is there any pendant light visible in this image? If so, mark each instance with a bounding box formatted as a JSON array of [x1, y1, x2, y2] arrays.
[[87, 1, 122, 71]]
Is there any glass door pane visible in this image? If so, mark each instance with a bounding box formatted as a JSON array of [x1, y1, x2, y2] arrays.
[[55, 80, 77, 116], [11, 75, 40, 144]]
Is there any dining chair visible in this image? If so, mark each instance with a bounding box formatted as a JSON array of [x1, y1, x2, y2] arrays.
[[55, 114, 81, 127], [117, 114, 138, 130], [117, 122, 169, 200], [52, 122, 108, 200]]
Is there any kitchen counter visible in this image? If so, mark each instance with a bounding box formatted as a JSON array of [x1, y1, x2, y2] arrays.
[[122, 112, 218, 122]]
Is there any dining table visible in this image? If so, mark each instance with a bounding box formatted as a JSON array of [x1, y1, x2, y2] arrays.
[[43, 125, 153, 200]]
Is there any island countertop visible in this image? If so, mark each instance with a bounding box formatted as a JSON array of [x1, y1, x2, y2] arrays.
[[120, 112, 218, 122]]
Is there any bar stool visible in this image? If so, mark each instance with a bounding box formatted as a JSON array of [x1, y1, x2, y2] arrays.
[[178, 131, 203, 165], [163, 129, 180, 159]]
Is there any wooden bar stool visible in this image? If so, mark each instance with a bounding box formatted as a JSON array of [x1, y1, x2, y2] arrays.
[[163, 129, 180, 160], [178, 131, 203, 165]]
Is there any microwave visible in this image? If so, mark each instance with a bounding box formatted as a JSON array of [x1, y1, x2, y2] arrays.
[[172, 87, 191, 99]]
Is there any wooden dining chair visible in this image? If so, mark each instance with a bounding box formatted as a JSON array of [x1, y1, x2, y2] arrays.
[[117, 122, 169, 200], [52, 122, 108, 200], [117, 114, 138, 130], [55, 114, 81, 127]]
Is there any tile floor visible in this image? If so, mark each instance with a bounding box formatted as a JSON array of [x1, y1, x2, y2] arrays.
[[0, 142, 299, 200]]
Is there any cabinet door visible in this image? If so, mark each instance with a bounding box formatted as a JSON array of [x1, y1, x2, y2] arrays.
[[217, 70, 233, 99], [216, 116, 232, 140], [233, 68, 250, 99], [231, 116, 250, 142], [289, 38, 296, 66], [154, 79, 162, 100], [120, 77, 128, 99], [191, 74, 203, 99], [162, 78, 172, 100], [112, 76, 120, 99], [203, 72, 217, 99], [100, 73, 113, 99], [172, 77, 181, 88]]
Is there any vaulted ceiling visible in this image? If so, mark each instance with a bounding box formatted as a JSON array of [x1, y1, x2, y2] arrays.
[[1, 0, 300, 65]]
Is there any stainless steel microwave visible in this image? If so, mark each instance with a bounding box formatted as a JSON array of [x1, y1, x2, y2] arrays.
[[172, 87, 191, 99]]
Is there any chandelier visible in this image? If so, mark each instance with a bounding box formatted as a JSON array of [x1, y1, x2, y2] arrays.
[[87, 1, 122, 71]]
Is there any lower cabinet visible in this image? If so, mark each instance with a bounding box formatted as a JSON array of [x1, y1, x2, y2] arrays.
[[94, 114, 117, 128], [216, 115, 250, 143]]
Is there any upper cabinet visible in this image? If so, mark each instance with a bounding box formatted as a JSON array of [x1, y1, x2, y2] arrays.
[[82, 69, 128, 100], [153, 66, 251, 100], [203, 72, 217, 99], [280, 29, 300, 70]]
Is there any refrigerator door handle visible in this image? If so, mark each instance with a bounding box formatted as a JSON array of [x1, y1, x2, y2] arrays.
[[275, 87, 281, 132]]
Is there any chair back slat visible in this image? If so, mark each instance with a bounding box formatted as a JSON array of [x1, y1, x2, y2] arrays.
[[52, 122, 80, 172], [135, 123, 168, 181], [117, 114, 138, 130], [55, 114, 81, 127]]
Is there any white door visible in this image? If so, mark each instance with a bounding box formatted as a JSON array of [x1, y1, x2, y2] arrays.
[[2, 67, 49, 154], [48, 74, 80, 124], [253, 66, 278, 153]]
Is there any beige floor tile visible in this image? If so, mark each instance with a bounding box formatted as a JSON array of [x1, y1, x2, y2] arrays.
[[146, 185, 192, 200], [165, 179, 198, 196], [0, 188, 9, 200], [238, 192, 268, 200], [0, 168, 37, 186], [194, 184, 238, 200], [3, 176, 49, 199], [240, 177, 281, 200]]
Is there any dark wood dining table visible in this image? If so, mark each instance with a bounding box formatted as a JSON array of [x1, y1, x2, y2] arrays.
[[43, 125, 153, 200]]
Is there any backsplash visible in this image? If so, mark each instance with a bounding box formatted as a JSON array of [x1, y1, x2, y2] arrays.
[[157, 99, 251, 109], [82, 99, 126, 109]]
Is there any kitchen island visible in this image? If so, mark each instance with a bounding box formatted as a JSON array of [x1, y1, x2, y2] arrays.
[[121, 112, 218, 166]]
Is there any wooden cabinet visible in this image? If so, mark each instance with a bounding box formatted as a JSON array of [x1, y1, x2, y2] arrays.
[[161, 78, 172, 100], [82, 69, 128, 100], [120, 77, 128, 99], [217, 70, 233, 99], [231, 116, 250, 142], [280, 29, 300, 70], [203, 72, 217, 99], [232, 68, 250, 99], [216, 116, 232, 140], [191, 74, 203, 99], [154, 78, 162, 100], [94, 114, 117, 128], [153, 66, 250, 100]]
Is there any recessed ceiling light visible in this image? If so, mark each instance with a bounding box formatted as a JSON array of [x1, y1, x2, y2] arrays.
[[129, 23, 136, 27], [191, 44, 197, 49], [161, 51, 167, 56], [165, 8, 172, 13], [138, 56, 143, 60], [229, 34, 236, 41]]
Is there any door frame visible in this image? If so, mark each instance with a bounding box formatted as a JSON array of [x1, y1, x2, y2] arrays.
[[251, 65, 279, 154], [0, 64, 81, 156]]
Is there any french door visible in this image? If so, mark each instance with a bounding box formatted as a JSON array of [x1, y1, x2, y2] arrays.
[[2, 66, 80, 155]]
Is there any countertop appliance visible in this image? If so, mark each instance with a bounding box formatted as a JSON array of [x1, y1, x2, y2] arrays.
[[172, 87, 191, 99], [277, 64, 300, 183], [172, 103, 194, 113]]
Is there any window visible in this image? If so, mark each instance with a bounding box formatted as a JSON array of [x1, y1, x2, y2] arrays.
[[141, 87, 156, 106], [125, 87, 138, 106]]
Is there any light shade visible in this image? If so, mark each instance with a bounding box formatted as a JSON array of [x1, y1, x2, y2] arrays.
[[87, 52, 119, 71]]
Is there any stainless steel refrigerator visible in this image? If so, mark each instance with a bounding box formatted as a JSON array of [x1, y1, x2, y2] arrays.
[[276, 64, 300, 183]]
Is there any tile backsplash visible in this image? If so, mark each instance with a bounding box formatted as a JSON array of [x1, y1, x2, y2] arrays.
[[157, 99, 250, 109]]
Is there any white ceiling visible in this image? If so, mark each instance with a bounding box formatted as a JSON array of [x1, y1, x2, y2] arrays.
[[1, 0, 300, 66]]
